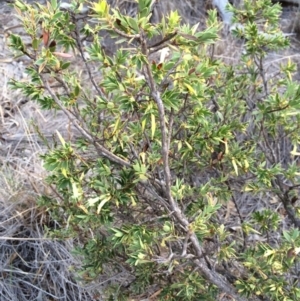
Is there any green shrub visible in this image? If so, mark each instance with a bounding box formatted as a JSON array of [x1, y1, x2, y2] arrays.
[[9, 0, 300, 300]]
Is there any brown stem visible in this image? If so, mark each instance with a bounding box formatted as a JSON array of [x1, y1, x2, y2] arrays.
[[139, 30, 249, 301]]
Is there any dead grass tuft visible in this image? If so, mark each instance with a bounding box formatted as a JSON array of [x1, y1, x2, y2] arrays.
[[0, 164, 100, 301]]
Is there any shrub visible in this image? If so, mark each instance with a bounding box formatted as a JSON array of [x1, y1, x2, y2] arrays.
[[9, 0, 300, 300]]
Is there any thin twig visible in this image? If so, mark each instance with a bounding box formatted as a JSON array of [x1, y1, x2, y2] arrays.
[[43, 78, 131, 167]]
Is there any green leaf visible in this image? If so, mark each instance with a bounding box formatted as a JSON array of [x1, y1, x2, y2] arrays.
[[52, 11, 63, 21], [74, 84, 80, 97], [32, 38, 40, 50], [14, 0, 28, 11], [61, 61, 71, 70], [93, 0, 109, 17], [51, 0, 58, 10], [138, 0, 151, 18], [127, 17, 139, 33]]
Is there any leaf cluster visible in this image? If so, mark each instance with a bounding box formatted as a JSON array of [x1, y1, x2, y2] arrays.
[[9, 0, 300, 300]]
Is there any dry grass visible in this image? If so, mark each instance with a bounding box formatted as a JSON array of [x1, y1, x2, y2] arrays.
[[0, 162, 103, 301]]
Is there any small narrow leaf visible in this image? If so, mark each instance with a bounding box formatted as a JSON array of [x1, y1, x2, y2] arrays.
[[53, 52, 73, 58], [56, 130, 66, 146], [72, 182, 80, 199], [77, 203, 88, 214], [291, 144, 300, 156], [97, 197, 110, 214], [184, 83, 196, 95], [151, 114, 156, 139], [232, 158, 238, 175], [141, 118, 146, 132], [184, 140, 193, 150], [87, 197, 100, 207]]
